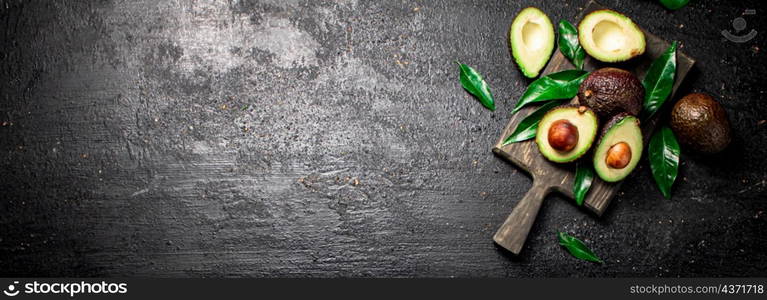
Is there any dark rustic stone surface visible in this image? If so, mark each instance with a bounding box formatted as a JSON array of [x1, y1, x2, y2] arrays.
[[1, 0, 765, 277]]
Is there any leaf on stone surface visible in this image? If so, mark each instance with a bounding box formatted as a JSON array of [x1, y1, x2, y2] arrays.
[[457, 61, 495, 111], [649, 126, 680, 199], [558, 232, 603, 263], [659, 0, 690, 10]]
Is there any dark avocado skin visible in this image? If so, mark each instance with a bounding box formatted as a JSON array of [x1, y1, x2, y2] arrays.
[[578, 68, 644, 118], [670, 93, 731, 154]]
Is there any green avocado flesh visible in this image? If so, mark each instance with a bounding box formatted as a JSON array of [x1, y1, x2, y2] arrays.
[[510, 7, 555, 78], [578, 9, 645, 63], [593, 114, 643, 182], [535, 105, 598, 163]]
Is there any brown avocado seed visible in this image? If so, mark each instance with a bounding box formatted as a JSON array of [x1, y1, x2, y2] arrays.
[[605, 142, 631, 169], [548, 119, 579, 152]]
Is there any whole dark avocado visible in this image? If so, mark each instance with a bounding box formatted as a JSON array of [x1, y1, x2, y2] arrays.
[[670, 93, 731, 154], [577, 67, 644, 118]]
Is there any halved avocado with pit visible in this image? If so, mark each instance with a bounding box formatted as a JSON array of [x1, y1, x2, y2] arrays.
[[578, 9, 645, 63], [509, 7, 555, 78], [593, 113, 643, 182], [535, 105, 598, 163]]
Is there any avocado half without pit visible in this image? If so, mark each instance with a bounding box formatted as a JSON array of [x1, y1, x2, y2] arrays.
[[593, 113, 643, 182], [578, 9, 645, 63], [510, 7, 555, 78], [536, 105, 598, 163]]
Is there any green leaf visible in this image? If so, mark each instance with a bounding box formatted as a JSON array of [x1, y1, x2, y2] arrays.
[[558, 20, 586, 70], [649, 126, 680, 199], [573, 162, 595, 206], [512, 70, 589, 114], [457, 61, 495, 111], [642, 42, 677, 120], [659, 0, 690, 10], [558, 232, 603, 263], [502, 99, 567, 145]]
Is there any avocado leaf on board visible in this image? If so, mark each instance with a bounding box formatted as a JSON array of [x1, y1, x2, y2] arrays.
[[502, 99, 568, 145], [558, 20, 586, 70], [573, 162, 595, 206], [513, 70, 589, 113], [642, 42, 677, 120]]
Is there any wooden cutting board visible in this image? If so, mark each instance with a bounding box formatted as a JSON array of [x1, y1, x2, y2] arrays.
[[492, 0, 695, 254]]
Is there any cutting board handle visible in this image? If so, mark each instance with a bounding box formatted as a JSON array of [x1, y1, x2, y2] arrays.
[[493, 181, 550, 254]]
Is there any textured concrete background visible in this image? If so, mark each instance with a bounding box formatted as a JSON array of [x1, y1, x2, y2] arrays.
[[0, 0, 765, 277]]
